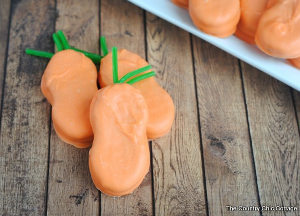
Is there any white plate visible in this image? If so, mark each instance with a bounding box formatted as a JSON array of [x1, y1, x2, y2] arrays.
[[128, 0, 300, 91]]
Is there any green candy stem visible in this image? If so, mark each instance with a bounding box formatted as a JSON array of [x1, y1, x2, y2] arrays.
[[112, 47, 119, 83], [52, 33, 63, 51], [118, 65, 152, 84], [25, 49, 54, 58], [111, 46, 156, 85], [127, 71, 156, 85], [54, 30, 102, 64], [100, 36, 108, 56], [57, 30, 70, 49], [71, 47, 102, 64]]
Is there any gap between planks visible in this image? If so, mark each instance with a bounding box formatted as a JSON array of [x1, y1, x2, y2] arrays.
[[0, 0, 12, 134]]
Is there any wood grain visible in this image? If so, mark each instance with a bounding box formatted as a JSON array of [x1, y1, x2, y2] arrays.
[[0, 0, 11, 113], [241, 63, 300, 216], [0, 0, 55, 215], [146, 14, 207, 215], [101, 0, 146, 58], [0, 1, 298, 215], [100, 0, 153, 215], [192, 38, 259, 216], [46, 0, 100, 215]]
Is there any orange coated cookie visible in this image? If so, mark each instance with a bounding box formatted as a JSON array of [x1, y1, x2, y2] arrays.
[[189, 0, 241, 38], [41, 50, 98, 148], [172, 0, 188, 9], [89, 84, 150, 196], [236, 0, 269, 44], [289, 57, 300, 69], [267, 0, 278, 8], [99, 49, 175, 139], [255, 0, 300, 58]]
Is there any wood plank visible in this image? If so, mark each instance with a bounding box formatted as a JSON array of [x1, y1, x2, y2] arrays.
[[146, 14, 207, 215], [100, 0, 153, 215], [0, 0, 11, 112], [192, 39, 259, 216], [46, 0, 100, 215], [0, 0, 55, 215], [241, 63, 300, 216], [101, 0, 146, 58]]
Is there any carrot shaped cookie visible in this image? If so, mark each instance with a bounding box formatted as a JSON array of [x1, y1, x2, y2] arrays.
[[41, 50, 98, 148], [99, 49, 175, 139], [89, 47, 153, 196], [255, 0, 300, 58], [236, 0, 269, 44], [189, 0, 241, 37], [89, 84, 150, 196]]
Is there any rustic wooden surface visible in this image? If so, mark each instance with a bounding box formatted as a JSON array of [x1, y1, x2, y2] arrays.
[[146, 14, 207, 215], [0, 0, 299, 215], [192, 39, 259, 216], [0, 0, 54, 215], [241, 63, 300, 216]]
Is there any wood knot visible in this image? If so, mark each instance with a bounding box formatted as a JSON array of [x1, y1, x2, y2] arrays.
[[207, 135, 226, 156], [69, 189, 88, 206]]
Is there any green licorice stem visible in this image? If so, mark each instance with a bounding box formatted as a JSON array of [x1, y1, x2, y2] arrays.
[[52, 33, 63, 51], [118, 65, 152, 84], [57, 30, 70, 49], [25, 49, 54, 58], [112, 47, 118, 83], [100, 36, 108, 56], [71, 47, 101, 64], [127, 71, 156, 85]]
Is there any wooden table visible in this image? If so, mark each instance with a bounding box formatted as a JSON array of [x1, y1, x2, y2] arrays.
[[0, 0, 299, 215]]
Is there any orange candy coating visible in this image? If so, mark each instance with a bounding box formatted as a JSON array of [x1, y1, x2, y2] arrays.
[[235, 0, 269, 44], [89, 84, 150, 196], [41, 50, 98, 148], [255, 0, 300, 58], [189, 0, 241, 38], [172, 0, 188, 9], [289, 57, 300, 69]]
